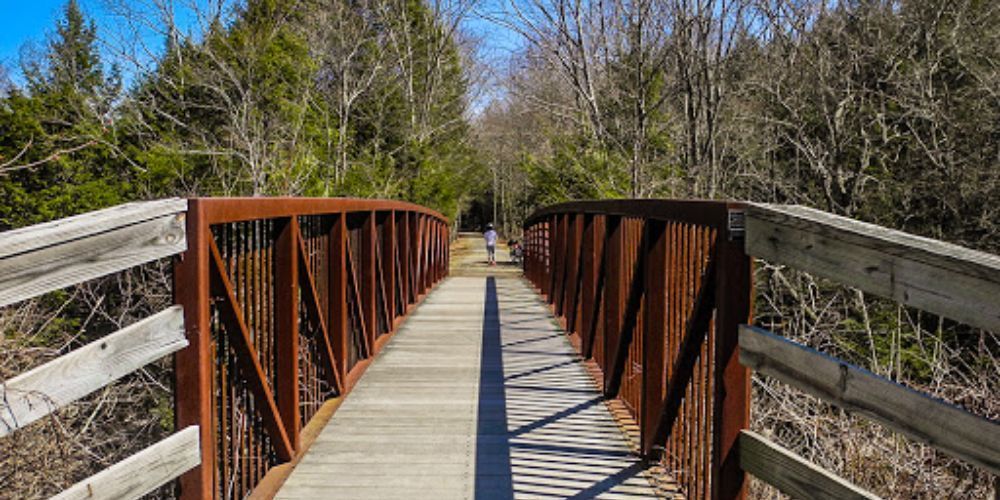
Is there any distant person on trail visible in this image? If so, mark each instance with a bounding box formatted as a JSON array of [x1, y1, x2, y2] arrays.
[[484, 223, 498, 266], [509, 239, 522, 264]]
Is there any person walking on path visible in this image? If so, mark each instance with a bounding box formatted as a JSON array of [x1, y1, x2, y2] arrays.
[[484, 223, 498, 266]]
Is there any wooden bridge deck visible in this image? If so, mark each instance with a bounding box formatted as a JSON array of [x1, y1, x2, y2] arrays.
[[276, 242, 661, 499]]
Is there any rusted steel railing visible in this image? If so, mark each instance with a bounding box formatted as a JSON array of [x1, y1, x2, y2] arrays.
[[522, 200, 753, 500], [174, 198, 449, 499]]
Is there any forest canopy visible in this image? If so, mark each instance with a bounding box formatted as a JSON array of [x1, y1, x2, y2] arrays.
[[0, 0, 480, 228], [1, 0, 996, 247]]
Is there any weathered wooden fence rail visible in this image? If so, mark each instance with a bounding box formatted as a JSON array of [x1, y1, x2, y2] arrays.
[[523, 200, 1000, 500], [523, 200, 753, 500], [0, 199, 198, 499], [0, 197, 450, 500], [738, 204, 1000, 498]]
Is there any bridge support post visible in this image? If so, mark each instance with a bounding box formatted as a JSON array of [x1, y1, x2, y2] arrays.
[[415, 215, 425, 296], [712, 206, 752, 500], [526, 225, 535, 283], [433, 220, 442, 282], [401, 212, 411, 306], [329, 214, 349, 381], [566, 214, 584, 338], [410, 214, 419, 299], [174, 199, 216, 500], [444, 221, 450, 277], [580, 215, 599, 359], [442, 221, 449, 279], [428, 217, 433, 289], [602, 216, 624, 395], [362, 212, 377, 351], [275, 217, 301, 452], [641, 220, 669, 455], [381, 211, 396, 330], [547, 215, 560, 305]]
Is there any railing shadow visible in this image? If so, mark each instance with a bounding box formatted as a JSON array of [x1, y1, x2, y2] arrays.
[[476, 276, 515, 499], [475, 277, 658, 499]]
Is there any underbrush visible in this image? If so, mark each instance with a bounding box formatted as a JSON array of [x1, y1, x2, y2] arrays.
[[0, 265, 176, 499], [748, 266, 999, 499]]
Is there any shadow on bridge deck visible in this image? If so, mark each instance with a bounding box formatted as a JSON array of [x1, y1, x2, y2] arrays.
[[275, 239, 661, 499]]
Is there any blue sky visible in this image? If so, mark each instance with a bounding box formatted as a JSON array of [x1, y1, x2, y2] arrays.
[[0, 0, 518, 108], [0, 0, 210, 84], [0, 0, 77, 69], [0, 0, 518, 66]]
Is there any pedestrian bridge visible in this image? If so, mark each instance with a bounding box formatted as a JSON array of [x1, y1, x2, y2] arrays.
[[0, 198, 996, 499]]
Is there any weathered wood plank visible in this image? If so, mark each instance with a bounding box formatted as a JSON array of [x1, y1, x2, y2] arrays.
[[745, 203, 1000, 333], [0, 211, 187, 308], [0, 306, 187, 437], [52, 425, 201, 500], [739, 430, 879, 500], [739, 325, 1000, 474], [0, 198, 186, 259]]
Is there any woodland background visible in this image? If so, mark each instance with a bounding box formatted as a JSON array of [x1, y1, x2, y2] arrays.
[[0, 0, 996, 497]]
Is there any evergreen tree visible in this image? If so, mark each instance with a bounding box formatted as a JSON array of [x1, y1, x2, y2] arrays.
[[0, 0, 127, 228], [130, 0, 326, 197]]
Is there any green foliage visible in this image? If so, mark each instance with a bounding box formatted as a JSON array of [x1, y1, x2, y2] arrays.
[[115, 0, 477, 220], [520, 134, 632, 205], [0, 0, 129, 229]]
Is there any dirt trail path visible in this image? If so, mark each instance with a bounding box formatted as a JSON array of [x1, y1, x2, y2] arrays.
[[449, 233, 524, 278]]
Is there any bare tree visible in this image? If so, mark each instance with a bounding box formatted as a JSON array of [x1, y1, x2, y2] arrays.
[[312, 0, 387, 192], [489, 0, 682, 196], [107, 0, 321, 195]]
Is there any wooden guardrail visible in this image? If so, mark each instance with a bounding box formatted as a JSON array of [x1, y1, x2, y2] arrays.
[[739, 203, 1000, 499], [1, 197, 451, 500], [522, 200, 753, 500], [174, 198, 449, 499], [0, 199, 198, 499]]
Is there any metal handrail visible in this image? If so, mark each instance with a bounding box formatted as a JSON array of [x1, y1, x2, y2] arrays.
[[173, 198, 450, 499]]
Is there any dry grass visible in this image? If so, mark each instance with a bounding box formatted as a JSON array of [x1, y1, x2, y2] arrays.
[[748, 265, 999, 499], [0, 263, 176, 499]]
